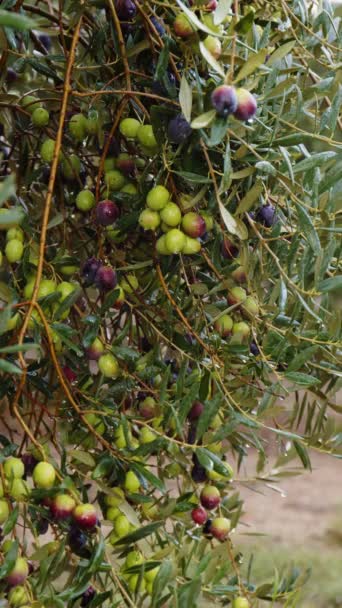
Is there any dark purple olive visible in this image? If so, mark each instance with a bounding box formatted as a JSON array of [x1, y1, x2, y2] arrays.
[[250, 341, 260, 355], [187, 423, 197, 445], [168, 114, 192, 144], [95, 265, 117, 291], [256, 203, 277, 227], [188, 401, 204, 421], [211, 85, 238, 118], [22, 453, 38, 477], [38, 34, 52, 51], [96, 200, 120, 226], [203, 518, 213, 537], [81, 257, 102, 286], [81, 586, 96, 607], [150, 16, 165, 36], [191, 454, 208, 483], [6, 68, 17, 84], [68, 526, 90, 557], [36, 517, 49, 535], [115, 0, 137, 20]]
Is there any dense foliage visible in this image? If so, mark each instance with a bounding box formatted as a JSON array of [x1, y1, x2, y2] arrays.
[[0, 0, 341, 606]]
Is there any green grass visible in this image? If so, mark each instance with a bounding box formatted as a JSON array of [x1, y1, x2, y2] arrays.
[[239, 544, 342, 607], [237, 511, 342, 607]]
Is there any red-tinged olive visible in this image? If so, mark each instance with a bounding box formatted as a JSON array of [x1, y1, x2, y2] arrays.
[[191, 506, 207, 525], [200, 485, 221, 510], [210, 516, 231, 541], [139, 397, 157, 419], [227, 287, 247, 307], [188, 400, 204, 421], [182, 212, 206, 238], [6, 557, 29, 587], [85, 337, 104, 361], [139, 209, 160, 231], [73, 503, 97, 529], [174, 13, 196, 38], [231, 266, 247, 284], [94, 265, 117, 291], [222, 236, 239, 259], [214, 314, 233, 337], [233, 88, 257, 121], [50, 494, 76, 520]]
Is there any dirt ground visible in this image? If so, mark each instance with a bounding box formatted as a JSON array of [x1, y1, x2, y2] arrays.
[[236, 450, 342, 547]]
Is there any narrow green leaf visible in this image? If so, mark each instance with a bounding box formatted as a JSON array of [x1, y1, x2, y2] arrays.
[[191, 109, 216, 129], [293, 440, 311, 470], [0, 175, 16, 208], [151, 560, 173, 607], [113, 520, 163, 545], [234, 49, 267, 83], [132, 462, 166, 493], [196, 395, 222, 440], [267, 40, 296, 66], [0, 343, 40, 354], [236, 181, 263, 214], [287, 346, 319, 372], [179, 75, 192, 123], [293, 152, 336, 174], [284, 372, 321, 387], [318, 276, 342, 293], [0, 359, 23, 375], [177, 578, 202, 608], [199, 41, 225, 77], [0, 10, 37, 30], [173, 171, 211, 183], [0, 539, 18, 578], [296, 204, 321, 252]]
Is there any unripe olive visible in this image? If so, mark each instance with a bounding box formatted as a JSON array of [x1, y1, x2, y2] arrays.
[[31, 107, 49, 127], [137, 125, 157, 149], [21, 95, 41, 113], [165, 229, 186, 254], [120, 117, 141, 138], [5, 239, 24, 263], [146, 185, 170, 211], [160, 202, 181, 227]]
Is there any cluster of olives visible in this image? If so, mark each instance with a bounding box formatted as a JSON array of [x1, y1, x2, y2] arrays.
[[21, 94, 50, 128], [139, 184, 211, 255], [119, 117, 158, 154], [0, 455, 102, 604], [119, 549, 160, 595], [191, 484, 231, 541], [1, 224, 26, 265], [211, 85, 257, 121], [213, 284, 260, 343]]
